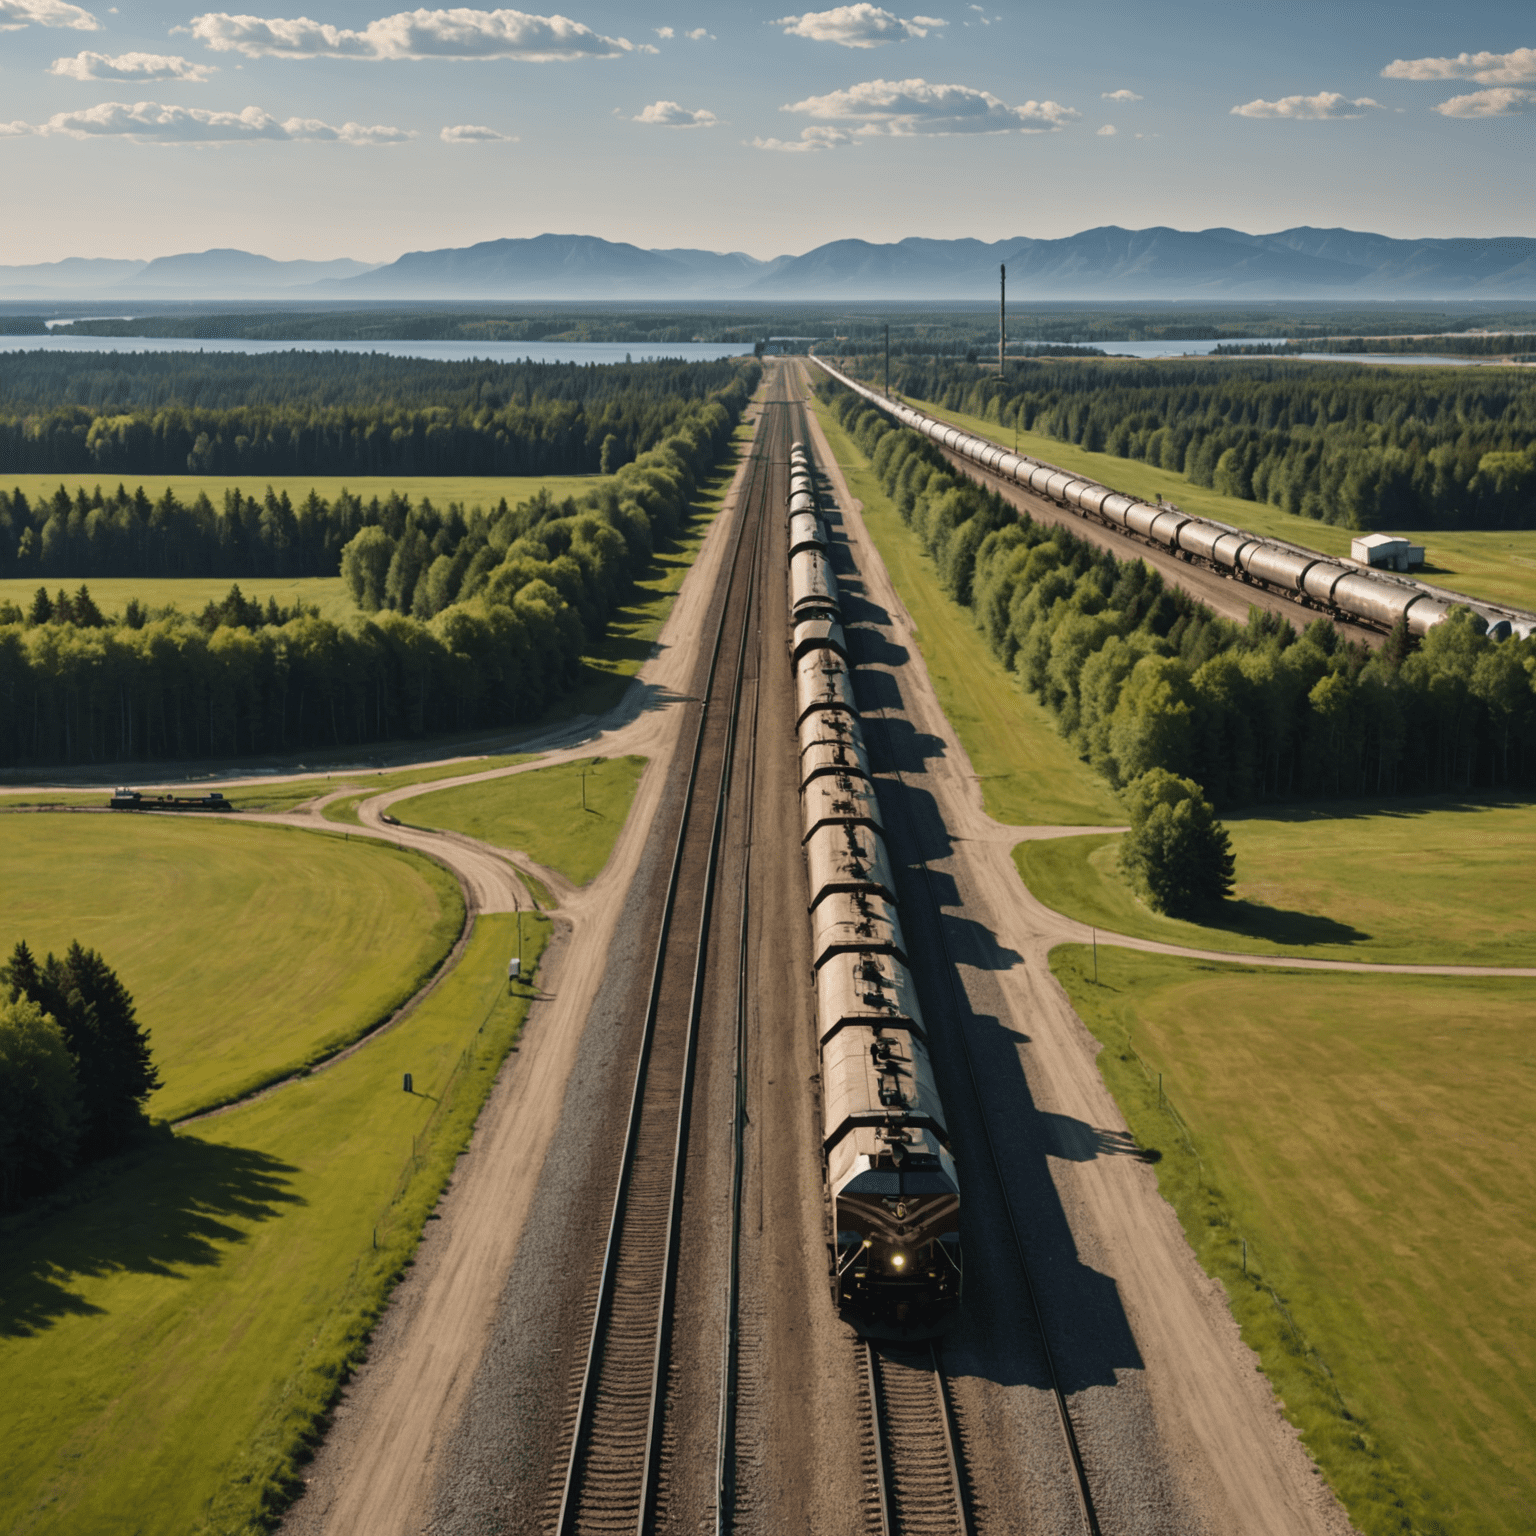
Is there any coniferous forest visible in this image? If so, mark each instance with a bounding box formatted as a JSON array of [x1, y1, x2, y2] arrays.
[[824, 380, 1536, 806], [0, 355, 760, 765], [862, 357, 1536, 531]]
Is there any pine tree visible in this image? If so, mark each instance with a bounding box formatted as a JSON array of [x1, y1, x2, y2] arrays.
[[27, 586, 51, 624]]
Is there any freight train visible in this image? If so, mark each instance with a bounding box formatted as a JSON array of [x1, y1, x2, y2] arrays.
[[109, 787, 232, 811], [787, 436, 962, 1338], [812, 357, 1536, 644]]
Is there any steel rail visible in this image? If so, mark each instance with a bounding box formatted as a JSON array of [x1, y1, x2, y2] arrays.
[[805, 363, 1103, 1535], [555, 397, 780, 1536]]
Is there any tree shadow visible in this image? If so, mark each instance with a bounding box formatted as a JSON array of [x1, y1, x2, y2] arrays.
[[1224, 787, 1536, 824], [0, 1135, 303, 1338], [847, 629, 909, 670], [1194, 897, 1369, 949]]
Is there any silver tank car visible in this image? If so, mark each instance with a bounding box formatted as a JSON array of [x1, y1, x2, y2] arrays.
[[794, 647, 859, 724], [811, 888, 907, 969], [802, 769, 884, 842], [789, 511, 826, 557], [790, 547, 840, 621], [791, 616, 848, 664], [815, 946, 925, 1042], [804, 821, 898, 907]]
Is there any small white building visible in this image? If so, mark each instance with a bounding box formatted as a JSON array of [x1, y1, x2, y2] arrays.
[[1351, 533, 1425, 571]]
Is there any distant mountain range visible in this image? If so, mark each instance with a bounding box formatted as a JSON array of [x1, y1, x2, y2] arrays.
[[4, 228, 1536, 302]]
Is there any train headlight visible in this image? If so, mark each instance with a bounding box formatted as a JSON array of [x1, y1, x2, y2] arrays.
[[891, 1252, 906, 1270]]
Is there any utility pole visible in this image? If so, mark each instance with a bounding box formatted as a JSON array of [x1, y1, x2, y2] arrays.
[[884, 323, 890, 397], [999, 262, 1006, 376]]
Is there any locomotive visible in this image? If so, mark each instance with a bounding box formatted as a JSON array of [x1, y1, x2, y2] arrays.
[[787, 438, 962, 1337]]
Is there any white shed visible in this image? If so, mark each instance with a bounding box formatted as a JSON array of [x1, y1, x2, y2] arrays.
[[1351, 533, 1425, 571]]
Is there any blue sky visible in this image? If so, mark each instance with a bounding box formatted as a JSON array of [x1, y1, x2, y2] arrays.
[[0, 0, 1531, 263]]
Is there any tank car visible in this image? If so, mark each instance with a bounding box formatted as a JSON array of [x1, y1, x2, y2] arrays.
[[790, 547, 840, 621]]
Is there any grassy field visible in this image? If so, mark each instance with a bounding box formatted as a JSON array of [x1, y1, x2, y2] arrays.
[[900, 393, 1536, 614], [0, 574, 354, 623], [2, 471, 603, 512], [809, 395, 1121, 827], [1016, 794, 1536, 967], [405, 754, 648, 886], [1054, 946, 1536, 1536], [0, 909, 550, 1536], [0, 815, 463, 1120]]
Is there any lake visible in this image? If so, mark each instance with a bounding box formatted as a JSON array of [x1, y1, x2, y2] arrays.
[[0, 336, 758, 364]]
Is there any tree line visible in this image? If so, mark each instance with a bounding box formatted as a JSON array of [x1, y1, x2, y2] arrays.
[[826, 379, 1536, 810], [864, 356, 1536, 531], [0, 364, 758, 766], [0, 352, 743, 477], [0, 941, 157, 1209]]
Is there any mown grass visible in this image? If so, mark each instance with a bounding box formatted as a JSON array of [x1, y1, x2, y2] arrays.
[[0, 815, 463, 1120], [808, 393, 1121, 827], [1053, 945, 1536, 1536], [2, 471, 602, 513], [404, 754, 648, 886], [1015, 793, 1536, 967], [0, 910, 550, 1536], [900, 393, 1536, 614]]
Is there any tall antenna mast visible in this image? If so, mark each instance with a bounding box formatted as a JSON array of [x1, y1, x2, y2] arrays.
[[884, 323, 890, 397], [999, 263, 1006, 376]]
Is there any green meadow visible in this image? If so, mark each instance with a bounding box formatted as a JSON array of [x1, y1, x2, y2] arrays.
[[3, 471, 603, 513], [1055, 947, 1536, 1536], [1017, 796, 1536, 968], [901, 393, 1536, 614], [0, 815, 463, 1120], [0, 574, 354, 623], [404, 753, 649, 886], [809, 394, 1121, 828], [0, 910, 549, 1536]]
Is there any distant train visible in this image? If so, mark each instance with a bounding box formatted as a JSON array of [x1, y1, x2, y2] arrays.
[[812, 358, 1536, 643], [787, 436, 962, 1338], [109, 788, 232, 811]]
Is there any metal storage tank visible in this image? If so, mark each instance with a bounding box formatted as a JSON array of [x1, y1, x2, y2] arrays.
[[1329, 572, 1420, 629], [1148, 509, 1191, 548], [1123, 502, 1164, 537], [1099, 493, 1134, 527], [795, 649, 859, 724], [1240, 544, 1317, 592], [788, 488, 815, 516], [811, 889, 907, 969], [791, 616, 848, 664], [1301, 561, 1352, 604], [1211, 531, 1258, 569], [1043, 471, 1075, 502], [789, 511, 826, 556], [997, 453, 1026, 480], [1471, 607, 1513, 640], [799, 732, 875, 790], [790, 548, 840, 619], [1077, 484, 1111, 516], [804, 822, 898, 907], [821, 1024, 947, 1143], [802, 771, 884, 842], [813, 947, 925, 1042]]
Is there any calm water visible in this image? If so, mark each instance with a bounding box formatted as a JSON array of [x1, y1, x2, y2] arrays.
[[1023, 338, 1496, 365], [0, 336, 757, 364]]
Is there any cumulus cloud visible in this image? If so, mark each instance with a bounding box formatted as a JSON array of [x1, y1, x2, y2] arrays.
[[441, 121, 513, 139], [1231, 91, 1382, 119], [50, 49, 214, 79], [785, 76, 1077, 134], [683, 25, 709, 39], [653, 23, 671, 36], [0, 0, 97, 28], [633, 99, 717, 126], [5, 99, 411, 140], [1101, 87, 1140, 101], [774, 5, 944, 48], [751, 124, 854, 151], [1096, 122, 1115, 135], [189, 7, 637, 60], [1432, 86, 1536, 117], [1382, 47, 1536, 84]]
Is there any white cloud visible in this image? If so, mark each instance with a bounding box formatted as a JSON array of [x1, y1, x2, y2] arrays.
[[653, 24, 671, 37], [50, 49, 215, 79], [1231, 91, 1383, 119], [1096, 122, 1115, 135], [785, 76, 1077, 134], [633, 99, 717, 126], [751, 124, 854, 151], [189, 7, 637, 61], [441, 121, 514, 139], [1, 120, 37, 134], [8, 99, 412, 140], [1382, 47, 1536, 85], [1432, 86, 1536, 117], [0, 0, 97, 29], [683, 25, 709, 39], [1101, 87, 1140, 102], [773, 4, 944, 48]]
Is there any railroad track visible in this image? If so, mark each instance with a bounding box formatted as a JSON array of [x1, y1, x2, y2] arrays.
[[863, 1340, 972, 1536], [555, 390, 785, 1536]]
